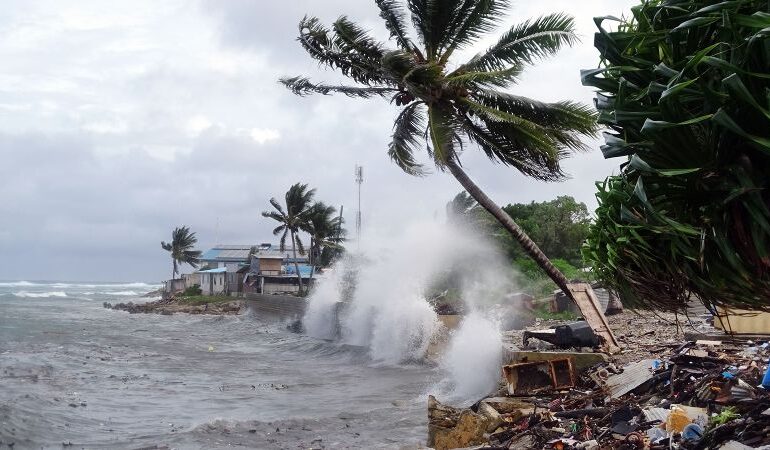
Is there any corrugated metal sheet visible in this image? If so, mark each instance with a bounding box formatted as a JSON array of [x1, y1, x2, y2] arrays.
[[604, 359, 656, 400], [718, 441, 756, 450]]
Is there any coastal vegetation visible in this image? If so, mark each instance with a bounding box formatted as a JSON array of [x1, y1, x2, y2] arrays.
[[160, 226, 202, 281], [447, 192, 588, 296], [583, 0, 770, 312], [280, 0, 599, 302], [262, 183, 345, 295]]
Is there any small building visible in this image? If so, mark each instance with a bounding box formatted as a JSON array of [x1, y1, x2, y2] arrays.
[[261, 264, 314, 295], [199, 267, 227, 296], [181, 273, 200, 290], [199, 245, 255, 271]]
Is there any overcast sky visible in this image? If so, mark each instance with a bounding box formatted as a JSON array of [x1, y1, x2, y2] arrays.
[[0, 0, 637, 282]]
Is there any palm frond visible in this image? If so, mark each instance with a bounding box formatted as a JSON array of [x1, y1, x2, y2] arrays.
[[279, 228, 288, 252], [297, 16, 390, 85], [427, 104, 460, 167], [445, 65, 524, 89], [458, 13, 578, 73], [474, 90, 598, 135], [268, 198, 285, 216], [461, 116, 566, 181], [280, 76, 399, 98], [332, 16, 386, 61], [294, 235, 306, 255], [272, 224, 285, 236], [439, 0, 510, 64], [389, 102, 428, 175], [375, 0, 416, 52]]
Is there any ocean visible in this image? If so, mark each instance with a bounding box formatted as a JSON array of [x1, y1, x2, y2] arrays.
[[0, 281, 437, 449]]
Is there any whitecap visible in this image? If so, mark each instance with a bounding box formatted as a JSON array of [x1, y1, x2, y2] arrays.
[[0, 281, 36, 287], [13, 291, 68, 298]]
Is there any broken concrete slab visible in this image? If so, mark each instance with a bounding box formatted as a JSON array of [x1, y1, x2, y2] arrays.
[[502, 348, 609, 373]]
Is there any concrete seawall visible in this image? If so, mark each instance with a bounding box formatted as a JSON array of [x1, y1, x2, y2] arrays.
[[244, 293, 308, 321]]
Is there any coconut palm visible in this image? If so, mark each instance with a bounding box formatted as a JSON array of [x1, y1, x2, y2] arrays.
[[262, 183, 316, 295], [161, 226, 202, 281], [280, 0, 598, 299], [308, 202, 346, 274]]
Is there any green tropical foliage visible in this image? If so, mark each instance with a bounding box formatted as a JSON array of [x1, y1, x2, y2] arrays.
[[447, 192, 590, 266], [308, 201, 346, 268], [161, 226, 202, 280], [262, 183, 316, 294], [583, 0, 770, 312], [281, 0, 599, 299]]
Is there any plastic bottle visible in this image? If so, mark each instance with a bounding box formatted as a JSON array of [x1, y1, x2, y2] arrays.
[[666, 406, 690, 432], [762, 362, 770, 389]]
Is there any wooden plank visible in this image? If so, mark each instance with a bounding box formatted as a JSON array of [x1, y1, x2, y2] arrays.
[[567, 283, 621, 354]]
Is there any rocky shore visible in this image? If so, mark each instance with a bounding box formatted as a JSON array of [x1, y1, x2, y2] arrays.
[[104, 295, 244, 315]]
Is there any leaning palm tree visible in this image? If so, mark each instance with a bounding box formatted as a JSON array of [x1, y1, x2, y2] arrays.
[[280, 0, 598, 301], [161, 226, 202, 281], [262, 183, 316, 295]]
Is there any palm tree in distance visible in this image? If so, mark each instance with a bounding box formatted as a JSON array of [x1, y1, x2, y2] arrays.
[[262, 183, 316, 295], [161, 226, 202, 281], [307, 202, 346, 284], [280, 0, 599, 300]]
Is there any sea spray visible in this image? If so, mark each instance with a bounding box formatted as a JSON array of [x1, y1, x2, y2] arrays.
[[441, 312, 503, 401], [303, 219, 519, 370], [304, 264, 347, 340]]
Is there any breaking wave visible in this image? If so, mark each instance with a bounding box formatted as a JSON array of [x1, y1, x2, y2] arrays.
[[13, 291, 68, 298], [0, 281, 35, 287]]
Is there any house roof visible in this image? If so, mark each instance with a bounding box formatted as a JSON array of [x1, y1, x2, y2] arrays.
[[198, 267, 227, 273], [201, 244, 305, 262], [200, 246, 253, 262]]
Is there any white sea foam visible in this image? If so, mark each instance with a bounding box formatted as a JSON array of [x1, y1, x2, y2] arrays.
[[101, 291, 140, 296], [1, 281, 159, 289], [0, 281, 35, 287], [13, 291, 68, 298]]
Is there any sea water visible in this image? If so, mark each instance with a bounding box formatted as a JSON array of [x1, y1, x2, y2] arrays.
[[0, 281, 433, 449]]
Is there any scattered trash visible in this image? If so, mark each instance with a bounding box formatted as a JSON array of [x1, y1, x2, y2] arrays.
[[432, 328, 770, 449], [523, 322, 600, 349]]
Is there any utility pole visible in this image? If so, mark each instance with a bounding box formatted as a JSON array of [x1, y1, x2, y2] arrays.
[[355, 165, 363, 247]]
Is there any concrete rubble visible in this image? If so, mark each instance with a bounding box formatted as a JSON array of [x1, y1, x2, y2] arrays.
[[428, 311, 770, 449]]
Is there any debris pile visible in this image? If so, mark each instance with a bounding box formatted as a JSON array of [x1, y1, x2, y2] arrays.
[[429, 322, 770, 449]]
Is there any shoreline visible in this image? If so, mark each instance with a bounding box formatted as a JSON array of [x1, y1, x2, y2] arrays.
[[104, 294, 244, 315]]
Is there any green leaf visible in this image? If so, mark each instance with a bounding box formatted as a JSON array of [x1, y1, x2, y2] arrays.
[[712, 109, 770, 153]]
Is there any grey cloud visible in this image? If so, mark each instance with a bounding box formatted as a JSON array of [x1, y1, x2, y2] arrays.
[[1, 0, 637, 282]]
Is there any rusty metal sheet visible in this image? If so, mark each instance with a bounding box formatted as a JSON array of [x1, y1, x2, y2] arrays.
[[503, 358, 575, 396]]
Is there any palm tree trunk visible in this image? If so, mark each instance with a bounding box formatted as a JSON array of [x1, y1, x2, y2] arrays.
[[444, 159, 572, 297], [291, 232, 304, 295]]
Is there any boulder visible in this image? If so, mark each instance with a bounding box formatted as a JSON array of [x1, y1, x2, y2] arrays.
[[428, 396, 491, 450]]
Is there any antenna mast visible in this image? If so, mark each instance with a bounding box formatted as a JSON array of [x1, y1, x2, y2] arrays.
[[355, 165, 363, 245]]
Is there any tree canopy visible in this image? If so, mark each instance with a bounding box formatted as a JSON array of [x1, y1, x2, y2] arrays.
[[583, 0, 770, 312], [161, 226, 202, 280], [280, 0, 600, 303], [448, 193, 590, 266]]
